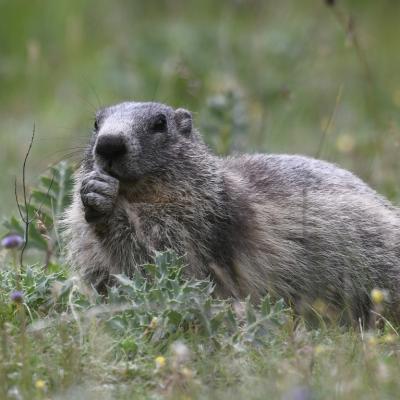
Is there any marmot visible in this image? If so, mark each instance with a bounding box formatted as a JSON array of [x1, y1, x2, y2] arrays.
[[64, 101, 400, 324]]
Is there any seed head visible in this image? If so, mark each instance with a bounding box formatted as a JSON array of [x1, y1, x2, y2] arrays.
[[1, 234, 24, 249], [36, 219, 47, 234], [171, 341, 191, 364]]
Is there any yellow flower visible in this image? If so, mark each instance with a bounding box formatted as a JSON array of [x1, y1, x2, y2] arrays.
[[155, 356, 166, 369], [181, 367, 194, 379], [314, 344, 328, 355], [383, 333, 397, 344], [371, 288, 385, 305], [149, 317, 158, 329], [35, 379, 46, 390], [367, 336, 378, 346], [336, 133, 355, 154]]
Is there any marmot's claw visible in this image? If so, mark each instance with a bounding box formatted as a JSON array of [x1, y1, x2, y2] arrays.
[[80, 171, 119, 224]]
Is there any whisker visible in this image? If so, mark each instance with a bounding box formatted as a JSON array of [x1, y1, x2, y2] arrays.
[[36, 137, 89, 143], [42, 154, 84, 173], [49, 147, 87, 155]]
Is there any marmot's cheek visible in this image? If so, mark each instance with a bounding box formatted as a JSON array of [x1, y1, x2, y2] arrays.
[[107, 161, 141, 184]]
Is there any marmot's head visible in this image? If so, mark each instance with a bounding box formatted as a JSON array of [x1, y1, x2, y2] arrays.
[[86, 102, 196, 182]]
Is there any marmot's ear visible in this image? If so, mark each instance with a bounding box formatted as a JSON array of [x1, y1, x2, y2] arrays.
[[174, 108, 192, 136]]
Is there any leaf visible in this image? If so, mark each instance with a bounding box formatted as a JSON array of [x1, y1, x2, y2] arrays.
[[50, 161, 74, 215], [28, 223, 48, 251], [2, 161, 76, 261], [31, 190, 56, 210], [3, 216, 24, 235], [166, 309, 183, 326], [41, 176, 60, 195], [225, 308, 238, 331], [113, 274, 134, 287], [22, 203, 53, 227], [154, 251, 170, 277], [245, 297, 257, 325], [120, 337, 138, 355], [108, 317, 128, 333], [260, 295, 272, 317]]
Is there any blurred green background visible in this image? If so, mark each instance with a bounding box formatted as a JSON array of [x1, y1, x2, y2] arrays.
[[1, 0, 399, 216]]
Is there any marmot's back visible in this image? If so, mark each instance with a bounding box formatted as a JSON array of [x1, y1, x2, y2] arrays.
[[222, 153, 400, 321], [225, 154, 392, 205]]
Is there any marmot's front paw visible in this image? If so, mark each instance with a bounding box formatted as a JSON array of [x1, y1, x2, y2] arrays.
[[80, 171, 119, 224]]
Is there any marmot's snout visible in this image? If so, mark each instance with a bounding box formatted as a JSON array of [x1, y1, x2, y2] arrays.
[[95, 134, 127, 161]]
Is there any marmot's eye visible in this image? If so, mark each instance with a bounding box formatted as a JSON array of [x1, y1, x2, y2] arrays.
[[152, 114, 167, 133]]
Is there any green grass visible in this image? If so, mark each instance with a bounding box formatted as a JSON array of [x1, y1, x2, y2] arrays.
[[1, 241, 400, 399], [2, 0, 400, 398]]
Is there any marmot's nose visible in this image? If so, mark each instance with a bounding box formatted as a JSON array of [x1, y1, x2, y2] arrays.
[[95, 135, 127, 160]]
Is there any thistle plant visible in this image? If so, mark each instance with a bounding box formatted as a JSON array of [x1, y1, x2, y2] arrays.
[[1, 234, 24, 285]]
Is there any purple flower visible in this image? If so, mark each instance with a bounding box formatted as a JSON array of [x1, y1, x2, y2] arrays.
[[1, 234, 24, 249], [283, 387, 313, 400], [10, 291, 24, 304]]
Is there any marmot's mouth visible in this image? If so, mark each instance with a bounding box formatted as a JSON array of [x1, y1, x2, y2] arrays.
[[98, 160, 120, 179], [95, 160, 141, 185], [107, 168, 140, 185], [105, 168, 121, 181]]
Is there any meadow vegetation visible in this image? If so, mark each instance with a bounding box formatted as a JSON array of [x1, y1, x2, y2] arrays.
[[1, 0, 400, 398]]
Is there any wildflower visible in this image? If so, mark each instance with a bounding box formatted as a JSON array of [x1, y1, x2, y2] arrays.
[[377, 362, 390, 382], [149, 317, 158, 329], [336, 133, 355, 154], [180, 367, 194, 379], [10, 291, 24, 304], [7, 387, 21, 399], [314, 344, 328, 355], [383, 333, 397, 344], [155, 356, 166, 369], [283, 386, 313, 400], [367, 335, 378, 346], [371, 288, 385, 305], [171, 341, 191, 364], [35, 379, 46, 390], [1, 234, 24, 249]]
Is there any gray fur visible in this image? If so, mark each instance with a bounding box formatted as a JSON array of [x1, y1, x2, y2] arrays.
[[63, 101, 400, 324]]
